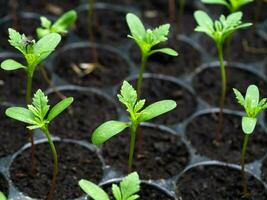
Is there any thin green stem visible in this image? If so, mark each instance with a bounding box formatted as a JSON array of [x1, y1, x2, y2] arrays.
[[137, 54, 148, 100], [241, 134, 249, 195], [42, 126, 58, 200], [26, 72, 33, 105], [128, 122, 138, 173], [216, 43, 227, 144]]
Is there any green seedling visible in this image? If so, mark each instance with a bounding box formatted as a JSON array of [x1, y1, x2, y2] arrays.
[[233, 85, 267, 195], [92, 81, 176, 172], [36, 10, 77, 39], [126, 13, 178, 99], [5, 89, 73, 200], [194, 10, 252, 143], [79, 172, 141, 200], [0, 192, 6, 200]]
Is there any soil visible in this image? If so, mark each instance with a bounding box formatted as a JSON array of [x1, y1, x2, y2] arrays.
[[0, 106, 28, 157], [53, 45, 130, 88], [0, 1, 8, 17], [193, 66, 267, 110], [75, 7, 129, 46], [176, 165, 267, 200], [0, 174, 8, 199], [129, 38, 201, 77], [49, 89, 118, 140], [261, 157, 267, 183], [186, 112, 267, 164], [102, 126, 189, 180], [127, 77, 197, 124], [10, 142, 103, 200], [243, 1, 267, 23]]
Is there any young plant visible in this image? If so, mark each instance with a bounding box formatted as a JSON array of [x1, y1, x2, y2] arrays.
[[5, 89, 73, 200], [194, 10, 252, 143], [233, 85, 267, 195], [79, 172, 140, 200], [126, 13, 178, 99], [36, 10, 77, 39], [92, 81, 176, 172]]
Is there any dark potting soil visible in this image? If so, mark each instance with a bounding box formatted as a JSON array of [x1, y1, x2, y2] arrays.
[[0, 106, 28, 157], [10, 142, 103, 200], [243, 1, 267, 23], [193, 66, 267, 110], [49, 90, 118, 140], [186, 112, 267, 164], [176, 165, 267, 200], [129, 38, 201, 76], [0, 1, 8, 17], [261, 157, 267, 183], [75, 8, 129, 46], [128, 77, 197, 124], [0, 174, 8, 199], [54, 46, 130, 88], [102, 126, 189, 180]]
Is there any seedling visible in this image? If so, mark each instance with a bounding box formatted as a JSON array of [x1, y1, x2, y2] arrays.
[[92, 81, 176, 172], [79, 172, 140, 200], [233, 85, 267, 195], [126, 13, 178, 99], [5, 89, 73, 200], [36, 10, 77, 39], [194, 10, 252, 143]]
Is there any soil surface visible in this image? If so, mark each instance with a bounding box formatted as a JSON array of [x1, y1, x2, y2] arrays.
[[176, 165, 267, 200], [193, 66, 267, 110], [49, 89, 118, 140], [128, 77, 196, 124], [261, 157, 267, 183], [10, 142, 103, 200], [0, 174, 8, 198], [53, 45, 130, 87], [0, 1, 8, 17], [102, 126, 189, 180], [186, 112, 267, 164]]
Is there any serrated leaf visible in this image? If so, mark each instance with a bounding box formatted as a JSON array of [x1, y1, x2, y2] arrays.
[[47, 97, 73, 121], [126, 13, 146, 39], [5, 107, 35, 124], [8, 28, 26, 54], [31, 89, 50, 119], [149, 24, 170, 45], [149, 48, 178, 56], [79, 179, 110, 200], [233, 88, 245, 106], [118, 81, 137, 110], [242, 116, 257, 134], [52, 10, 77, 33], [134, 99, 145, 113], [194, 10, 214, 32], [92, 121, 129, 145], [120, 172, 140, 200], [112, 184, 122, 200], [1, 59, 26, 70]]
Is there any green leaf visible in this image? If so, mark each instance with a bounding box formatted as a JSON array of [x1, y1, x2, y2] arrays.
[[134, 99, 145, 113], [201, 0, 229, 6], [8, 28, 26, 54], [149, 48, 178, 56], [52, 10, 77, 33], [92, 121, 129, 145], [194, 10, 214, 31], [127, 195, 139, 200], [1, 59, 26, 70], [126, 13, 146, 39], [138, 100, 176, 122], [117, 81, 137, 110], [120, 172, 140, 200], [245, 84, 259, 108], [30, 89, 50, 120], [112, 184, 122, 200], [0, 192, 6, 200], [36, 28, 51, 39], [242, 116, 257, 134], [47, 97, 73, 121], [149, 24, 170, 45], [5, 107, 35, 124], [233, 88, 245, 106], [40, 16, 52, 28], [79, 179, 110, 200]]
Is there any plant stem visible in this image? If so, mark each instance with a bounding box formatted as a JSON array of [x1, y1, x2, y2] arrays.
[[136, 54, 148, 100], [216, 43, 227, 144], [128, 122, 138, 173], [168, 0, 176, 23], [241, 134, 249, 195], [88, 0, 98, 64], [178, 0, 185, 24], [42, 126, 58, 200]]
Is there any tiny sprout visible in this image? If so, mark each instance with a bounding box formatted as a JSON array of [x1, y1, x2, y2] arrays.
[[233, 85, 267, 195], [92, 81, 177, 172], [194, 10, 252, 143], [126, 13, 178, 98], [36, 10, 77, 39], [201, 0, 253, 13], [6, 89, 73, 200], [79, 172, 141, 200]]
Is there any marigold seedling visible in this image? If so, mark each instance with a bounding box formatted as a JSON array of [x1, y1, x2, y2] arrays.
[[233, 85, 267, 195], [194, 10, 252, 143], [126, 13, 178, 98], [5, 89, 73, 200], [92, 81, 176, 172], [79, 172, 141, 200], [36, 10, 77, 38]]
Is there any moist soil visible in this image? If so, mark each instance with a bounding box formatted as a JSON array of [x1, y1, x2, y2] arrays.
[[193, 66, 267, 110], [49, 89, 118, 140], [261, 157, 267, 183], [129, 38, 201, 76], [75, 7, 129, 46], [0, 1, 8, 17], [0, 174, 8, 198], [128, 77, 197, 124], [10, 142, 103, 200], [53, 45, 130, 87], [102, 126, 189, 180], [186, 112, 267, 164], [0, 106, 28, 157], [176, 165, 267, 200]]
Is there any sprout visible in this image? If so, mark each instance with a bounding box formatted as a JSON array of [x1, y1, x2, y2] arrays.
[[233, 85, 267, 195], [6, 89, 73, 200], [194, 10, 252, 143], [79, 172, 141, 200], [91, 81, 176, 172]]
